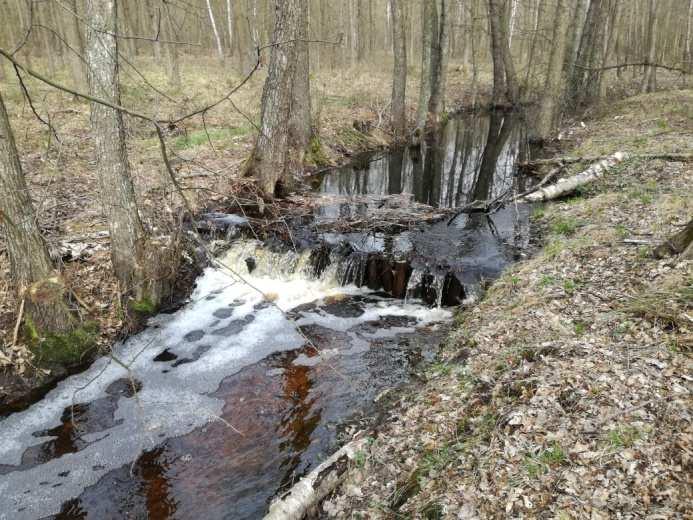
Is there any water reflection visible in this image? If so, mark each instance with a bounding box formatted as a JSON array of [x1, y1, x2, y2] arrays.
[[318, 111, 528, 210]]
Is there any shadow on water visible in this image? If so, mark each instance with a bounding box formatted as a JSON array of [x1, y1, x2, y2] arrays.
[[0, 111, 534, 520]]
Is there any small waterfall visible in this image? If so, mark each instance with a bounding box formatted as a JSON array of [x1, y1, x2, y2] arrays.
[[220, 238, 464, 308], [405, 269, 466, 307], [338, 251, 368, 287]]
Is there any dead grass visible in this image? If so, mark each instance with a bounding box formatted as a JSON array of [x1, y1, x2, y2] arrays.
[[325, 88, 693, 518]]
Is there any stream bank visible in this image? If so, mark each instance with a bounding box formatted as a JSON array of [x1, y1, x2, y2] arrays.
[[0, 109, 538, 519], [323, 89, 692, 518]]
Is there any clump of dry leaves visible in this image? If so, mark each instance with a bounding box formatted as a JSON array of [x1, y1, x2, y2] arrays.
[[324, 91, 692, 518]]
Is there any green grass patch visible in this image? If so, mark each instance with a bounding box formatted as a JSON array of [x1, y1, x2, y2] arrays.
[[338, 127, 370, 148], [544, 239, 564, 259], [428, 361, 452, 377], [539, 274, 556, 288], [606, 425, 642, 449], [531, 206, 546, 220], [550, 216, 579, 236], [615, 224, 630, 239], [353, 450, 367, 468], [524, 442, 568, 477], [573, 321, 588, 335], [563, 278, 577, 295]]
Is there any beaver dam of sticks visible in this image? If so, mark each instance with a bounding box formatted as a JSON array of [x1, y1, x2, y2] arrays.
[[0, 110, 540, 519]]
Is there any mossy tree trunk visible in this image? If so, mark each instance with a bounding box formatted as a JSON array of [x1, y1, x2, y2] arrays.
[[0, 90, 77, 338], [85, 0, 176, 311]]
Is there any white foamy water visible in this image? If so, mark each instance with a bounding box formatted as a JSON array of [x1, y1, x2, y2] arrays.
[[0, 241, 450, 519]]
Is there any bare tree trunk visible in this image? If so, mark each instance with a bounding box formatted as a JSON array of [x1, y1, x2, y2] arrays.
[[570, 0, 607, 106], [598, 0, 620, 99], [563, 0, 588, 84], [145, 0, 162, 61], [226, 0, 235, 57], [536, 0, 569, 140], [164, 2, 182, 88], [686, 0, 693, 74], [13, 0, 32, 68], [85, 0, 173, 308], [498, 0, 519, 102], [357, 0, 366, 62], [641, 0, 658, 93], [58, 0, 87, 90], [36, 2, 57, 78], [416, 0, 436, 130], [246, 0, 300, 196], [488, 0, 510, 105], [206, 0, 225, 60], [523, 0, 546, 91], [390, 0, 407, 137], [0, 90, 76, 338], [288, 0, 312, 159], [428, 0, 449, 122]]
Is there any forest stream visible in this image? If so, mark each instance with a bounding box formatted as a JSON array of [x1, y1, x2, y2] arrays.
[[0, 110, 536, 520]]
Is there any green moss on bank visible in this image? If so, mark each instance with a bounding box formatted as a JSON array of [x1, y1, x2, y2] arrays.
[[27, 321, 100, 366]]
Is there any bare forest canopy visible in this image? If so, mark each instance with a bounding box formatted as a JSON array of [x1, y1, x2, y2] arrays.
[[1, 0, 691, 94]]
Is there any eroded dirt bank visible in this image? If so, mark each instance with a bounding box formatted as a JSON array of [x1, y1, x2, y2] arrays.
[[323, 90, 692, 518]]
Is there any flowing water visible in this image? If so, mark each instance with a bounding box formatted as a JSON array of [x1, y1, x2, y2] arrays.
[[0, 111, 534, 520]]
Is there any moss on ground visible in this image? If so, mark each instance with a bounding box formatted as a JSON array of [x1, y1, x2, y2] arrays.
[[305, 135, 331, 166], [28, 321, 100, 366], [129, 296, 157, 316]]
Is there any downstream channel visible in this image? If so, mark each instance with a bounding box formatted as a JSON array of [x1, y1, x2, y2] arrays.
[[0, 110, 535, 519]]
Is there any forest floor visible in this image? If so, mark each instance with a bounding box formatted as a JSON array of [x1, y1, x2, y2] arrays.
[[0, 58, 489, 404], [324, 89, 693, 518]]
